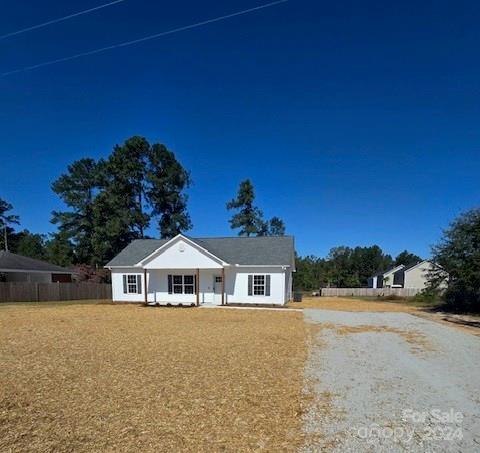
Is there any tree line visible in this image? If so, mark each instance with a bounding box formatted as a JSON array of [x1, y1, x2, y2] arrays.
[[0, 136, 285, 270]]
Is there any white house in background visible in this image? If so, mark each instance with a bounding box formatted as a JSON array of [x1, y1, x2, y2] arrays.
[[368, 260, 443, 290], [105, 234, 295, 306], [368, 264, 405, 289]]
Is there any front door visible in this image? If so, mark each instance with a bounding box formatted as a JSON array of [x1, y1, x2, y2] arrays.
[[213, 275, 223, 304]]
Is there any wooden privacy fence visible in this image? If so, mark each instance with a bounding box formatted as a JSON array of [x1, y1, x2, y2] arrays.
[[0, 282, 112, 303], [320, 287, 421, 298]]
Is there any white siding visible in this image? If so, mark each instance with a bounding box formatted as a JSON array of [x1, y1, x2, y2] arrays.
[[142, 238, 223, 269], [147, 269, 220, 305], [112, 266, 289, 305], [225, 267, 286, 305], [404, 262, 432, 289], [111, 268, 144, 302]]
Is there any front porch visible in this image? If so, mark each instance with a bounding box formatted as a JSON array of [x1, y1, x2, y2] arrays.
[[143, 267, 226, 307]]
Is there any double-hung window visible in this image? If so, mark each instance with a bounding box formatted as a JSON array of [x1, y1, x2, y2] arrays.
[[253, 275, 265, 295], [122, 274, 142, 294], [248, 274, 271, 297], [169, 275, 195, 294]]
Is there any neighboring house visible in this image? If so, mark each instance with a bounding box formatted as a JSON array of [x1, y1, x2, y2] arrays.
[[106, 234, 295, 306], [0, 250, 75, 283], [368, 260, 444, 290], [392, 260, 446, 290], [368, 264, 405, 289]]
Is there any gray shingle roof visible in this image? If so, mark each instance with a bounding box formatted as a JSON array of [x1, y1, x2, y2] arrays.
[[106, 236, 295, 268], [0, 251, 75, 273]]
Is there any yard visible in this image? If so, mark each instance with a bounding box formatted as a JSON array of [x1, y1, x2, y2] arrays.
[[0, 303, 307, 452], [2, 299, 479, 452]]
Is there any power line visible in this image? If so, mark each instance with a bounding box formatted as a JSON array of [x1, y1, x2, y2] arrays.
[[1, 0, 288, 77], [0, 0, 129, 41]]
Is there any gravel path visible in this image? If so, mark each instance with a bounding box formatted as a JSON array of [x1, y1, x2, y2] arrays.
[[303, 309, 480, 452]]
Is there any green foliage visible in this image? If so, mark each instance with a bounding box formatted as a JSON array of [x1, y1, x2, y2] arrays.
[[226, 180, 264, 237], [294, 245, 394, 290], [146, 143, 192, 238], [51, 158, 101, 264], [44, 232, 75, 267], [227, 180, 285, 237], [430, 208, 480, 312], [268, 217, 286, 236], [394, 250, 422, 267], [13, 230, 46, 260], [51, 136, 192, 265], [0, 197, 20, 251]]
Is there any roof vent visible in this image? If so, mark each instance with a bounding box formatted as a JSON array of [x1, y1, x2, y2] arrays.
[[179, 243, 185, 253]]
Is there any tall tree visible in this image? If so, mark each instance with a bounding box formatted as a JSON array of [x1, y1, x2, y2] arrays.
[[51, 158, 101, 264], [51, 136, 192, 264], [13, 230, 46, 260], [227, 180, 286, 237], [226, 180, 265, 237], [0, 197, 19, 251], [146, 143, 192, 238], [268, 217, 286, 236], [394, 250, 422, 267], [45, 232, 75, 267], [429, 208, 480, 312]]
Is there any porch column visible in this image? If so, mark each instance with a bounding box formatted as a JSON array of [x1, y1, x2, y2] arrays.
[[143, 269, 147, 304], [221, 267, 225, 305], [196, 268, 200, 306]]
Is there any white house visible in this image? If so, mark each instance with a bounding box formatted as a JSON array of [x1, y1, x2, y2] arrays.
[[368, 264, 405, 289], [105, 234, 295, 306], [368, 260, 445, 290]]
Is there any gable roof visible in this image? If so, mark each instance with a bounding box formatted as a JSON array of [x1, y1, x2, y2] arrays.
[[371, 264, 405, 279], [0, 251, 75, 274], [402, 260, 429, 273], [106, 235, 295, 268]]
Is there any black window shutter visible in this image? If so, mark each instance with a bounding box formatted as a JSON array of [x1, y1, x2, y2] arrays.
[[137, 275, 142, 294], [248, 275, 253, 296], [123, 275, 127, 294], [168, 274, 172, 294], [194, 275, 197, 293], [265, 275, 271, 296]]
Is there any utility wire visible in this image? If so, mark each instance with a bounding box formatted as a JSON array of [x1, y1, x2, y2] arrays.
[[1, 0, 288, 77], [0, 0, 129, 41]]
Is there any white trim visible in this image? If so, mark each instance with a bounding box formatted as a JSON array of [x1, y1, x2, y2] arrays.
[[126, 274, 139, 294], [136, 234, 229, 267], [403, 260, 430, 273], [105, 265, 137, 269]]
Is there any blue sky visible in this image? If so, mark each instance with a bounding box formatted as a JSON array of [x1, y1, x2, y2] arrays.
[[1, 0, 479, 258]]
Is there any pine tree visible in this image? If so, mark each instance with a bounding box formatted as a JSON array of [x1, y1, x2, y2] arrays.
[[226, 180, 265, 236], [0, 197, 19, 251], [226, 180, 286, 237], [268, 217, 286, 236], [146, 143, 192, 238], [51, 158, 101, 264]]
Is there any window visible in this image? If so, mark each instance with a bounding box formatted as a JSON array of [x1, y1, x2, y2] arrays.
[[215, 276, 223, 283], [184, 275, 194, 294], [123, 274, 141, 294], [170, 275, 195, 294], [253, 275, 265, 295], [248, 274, 271, 297]]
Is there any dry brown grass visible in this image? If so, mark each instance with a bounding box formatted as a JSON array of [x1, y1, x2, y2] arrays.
[[0, 304, 307, 452], [288, 296, 419, 312]]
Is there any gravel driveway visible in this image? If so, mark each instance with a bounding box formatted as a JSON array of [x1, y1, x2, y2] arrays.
[[303, 309, 480, 452]]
